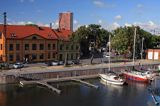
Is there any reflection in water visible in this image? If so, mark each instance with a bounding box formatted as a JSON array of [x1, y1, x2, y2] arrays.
[[0, 79, 153, 106]]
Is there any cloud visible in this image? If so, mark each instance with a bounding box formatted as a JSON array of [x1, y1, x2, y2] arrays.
[[20, 0, 24, 3], [115, 15, 122, 21], [124, 23, 132, 27], [93, 0, 115, 8], [93, 0, 105, 8], [124, 21, 160, 35], [98, 20, 102, 24], [73, 20, 78, 24], [137, 4, 144, 9]]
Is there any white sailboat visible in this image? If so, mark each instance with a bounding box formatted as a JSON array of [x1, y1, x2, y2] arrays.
[[99, 35, 125, 85]]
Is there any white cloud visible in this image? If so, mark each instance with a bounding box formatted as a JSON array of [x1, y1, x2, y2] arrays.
[[93, 0, 115, 8], [98, 20, 102, 24], [124, 23, 132, 27], [52, 20, 59, 29], [124, 21, 160, 35], [73, 20, 78, 24], [115, 15, 122, 20], [137, 4, 143, 9], [93, 0, 105, 8]]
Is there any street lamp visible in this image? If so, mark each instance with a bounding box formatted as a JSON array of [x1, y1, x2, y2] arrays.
[[141, 37, 144, 60]]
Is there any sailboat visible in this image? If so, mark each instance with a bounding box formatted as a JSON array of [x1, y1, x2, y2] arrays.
[[123, 28, 156, 83], [99, 35, 125, 85]]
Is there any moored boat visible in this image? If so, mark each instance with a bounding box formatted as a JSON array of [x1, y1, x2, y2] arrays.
[[99, 72, 125, 85], [123, 69, 156, 83]]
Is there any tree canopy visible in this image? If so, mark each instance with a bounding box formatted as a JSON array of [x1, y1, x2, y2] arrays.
[[71, 24, 160, 59]]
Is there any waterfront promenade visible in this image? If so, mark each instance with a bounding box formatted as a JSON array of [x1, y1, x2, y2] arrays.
[[1, 59, 160, 75]]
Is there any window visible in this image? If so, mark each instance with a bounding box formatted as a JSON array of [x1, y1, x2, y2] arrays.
[[76, 45, 79, 50], [60, 44, 63, 50], [9, 44, 13, 51], [48, 53, 50, 59], [39, 54, 44, 59], [25, 44, 29, 50], [52, 44, 55, 50], [32, 44, 37, 50], [66, 45, 69, 50], [32, 54, 37, 60], [16, 54, 20, 61], [48, 44, 51, 50], [71, 53, 73, 60], [16, 44, 20, 51], [9, 54, 13, 61], [32, 36, 37, 40], [0, 44, 2, 50], [59, 54, 63, 61], [71, 45, 74, 50], [52, 53, 55, 58], [39, 44, 44, 50]]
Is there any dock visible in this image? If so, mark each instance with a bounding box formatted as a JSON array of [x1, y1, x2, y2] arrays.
[[20, 81, 61, 94], [71, 79, 99, 89], [19, 75, 99, 94]]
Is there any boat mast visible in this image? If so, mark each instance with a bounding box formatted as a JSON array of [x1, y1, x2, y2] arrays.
[[109, 34, 111, 71], [133, 27, 137, 66]]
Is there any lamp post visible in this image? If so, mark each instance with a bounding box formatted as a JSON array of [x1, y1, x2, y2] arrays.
[[141, 37, 144, 60]]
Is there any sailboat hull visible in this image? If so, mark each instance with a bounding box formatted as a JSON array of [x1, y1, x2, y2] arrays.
[[99, 74, 125, 85], [123, 72, 149, 83]]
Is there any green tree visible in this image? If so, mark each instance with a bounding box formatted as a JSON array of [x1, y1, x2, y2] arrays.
[[111, 26, 154, 59], [71, 24, 110, 57]]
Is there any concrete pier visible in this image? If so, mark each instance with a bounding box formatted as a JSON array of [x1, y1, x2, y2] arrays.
[[71, 79, 99, 89], [20, 81, 61, 94]]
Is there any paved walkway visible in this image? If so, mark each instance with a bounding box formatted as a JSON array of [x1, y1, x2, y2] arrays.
[[1, 59, 160, 75]]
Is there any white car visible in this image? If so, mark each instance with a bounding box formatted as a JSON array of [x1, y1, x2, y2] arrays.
[[13, 63, 24, 69], [51, 61, 59, 66]]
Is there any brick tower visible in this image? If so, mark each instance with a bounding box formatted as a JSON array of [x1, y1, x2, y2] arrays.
[[59, 12, 73, 31]]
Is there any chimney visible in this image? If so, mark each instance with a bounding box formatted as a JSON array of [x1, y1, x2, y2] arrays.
[[50, 23, 52, 29]]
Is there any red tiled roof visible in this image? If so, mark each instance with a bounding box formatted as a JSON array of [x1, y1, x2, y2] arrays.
[[0, 25, 72, 40], [54, 29, 72, 41]]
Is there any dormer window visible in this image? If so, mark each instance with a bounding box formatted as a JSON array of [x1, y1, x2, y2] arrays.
[[10, 33, 16, 38], [32, 36, 37, 40], [48, 34, 52, 38]]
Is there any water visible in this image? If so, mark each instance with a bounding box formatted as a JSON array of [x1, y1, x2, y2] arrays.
[[0, 79, 157, 106]]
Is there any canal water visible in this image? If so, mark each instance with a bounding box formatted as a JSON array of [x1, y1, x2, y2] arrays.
[[0, 78, 157, 106]]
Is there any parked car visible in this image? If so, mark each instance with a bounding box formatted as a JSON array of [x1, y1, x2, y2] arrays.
[[0, 62, 9, 70], [72, 59, 80, 64], [59, 61, 64, 65], [51, 61, 59, 66], [13, 62, 24, 69]]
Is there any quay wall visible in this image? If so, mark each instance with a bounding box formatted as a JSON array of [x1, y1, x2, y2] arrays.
[[0, 64, 159, 84]]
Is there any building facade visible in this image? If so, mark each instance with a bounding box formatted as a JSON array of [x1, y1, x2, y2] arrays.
[[146, 49, 160, 60], [0, 25, 79, 63], [0, 12, 79, 63]]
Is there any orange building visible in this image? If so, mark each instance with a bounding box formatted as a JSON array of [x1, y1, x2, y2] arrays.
[[0, 24, 76, 63]]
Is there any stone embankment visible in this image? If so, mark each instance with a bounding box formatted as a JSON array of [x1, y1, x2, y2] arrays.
[[0, 60, 159, 84]]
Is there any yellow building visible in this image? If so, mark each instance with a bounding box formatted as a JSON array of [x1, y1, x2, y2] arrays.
[[0, 25, 79, 63]]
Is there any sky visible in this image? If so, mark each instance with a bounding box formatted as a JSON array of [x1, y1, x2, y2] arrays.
[[0, 0, 160, 33]]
